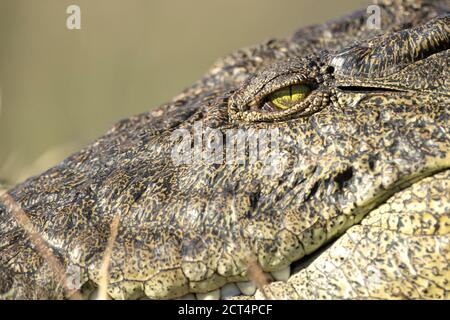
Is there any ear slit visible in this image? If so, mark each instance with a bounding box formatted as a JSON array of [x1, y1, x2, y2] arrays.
[[337, 86, 403, 93]]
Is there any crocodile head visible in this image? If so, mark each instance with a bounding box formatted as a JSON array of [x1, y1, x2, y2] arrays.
[[0, 0, 449, 300]]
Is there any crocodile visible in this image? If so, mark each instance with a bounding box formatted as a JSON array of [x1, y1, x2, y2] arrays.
[[0, 0, 449, 300]]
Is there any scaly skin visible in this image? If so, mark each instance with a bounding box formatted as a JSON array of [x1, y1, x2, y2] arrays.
[[0, 0, 449, 300]]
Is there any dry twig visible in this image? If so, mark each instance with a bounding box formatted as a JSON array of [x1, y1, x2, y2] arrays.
[[1, 193, 83, 300], [97, 214, 121, 300]]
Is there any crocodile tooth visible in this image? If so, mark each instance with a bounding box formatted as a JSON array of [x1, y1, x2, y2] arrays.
[[176, 293, 197, 300], [89, 288, 112, 300], [221, 283, 241, 299], [196, 289, 220, 300], [271, 266, 290, 281], [254, 290, 266, 300], [236, 281, 256, 296]]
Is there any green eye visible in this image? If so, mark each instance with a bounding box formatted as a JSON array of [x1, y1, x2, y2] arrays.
[[267, 84, 311, 110]]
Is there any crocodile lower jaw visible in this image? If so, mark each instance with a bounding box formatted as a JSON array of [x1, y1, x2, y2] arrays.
[[80, 240, 333, 300], [79, 166, 449, 301]]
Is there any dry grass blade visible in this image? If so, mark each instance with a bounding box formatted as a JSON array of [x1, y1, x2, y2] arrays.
[[1, 193, 83, 300], [97, 214, 121, 300], [246, 256, 274, 300]]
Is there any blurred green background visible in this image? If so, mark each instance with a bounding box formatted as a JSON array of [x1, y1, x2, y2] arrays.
[[0, 0, 368, 185]]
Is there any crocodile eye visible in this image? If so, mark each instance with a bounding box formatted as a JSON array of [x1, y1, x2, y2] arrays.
[[267, 84, 311, 110]]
